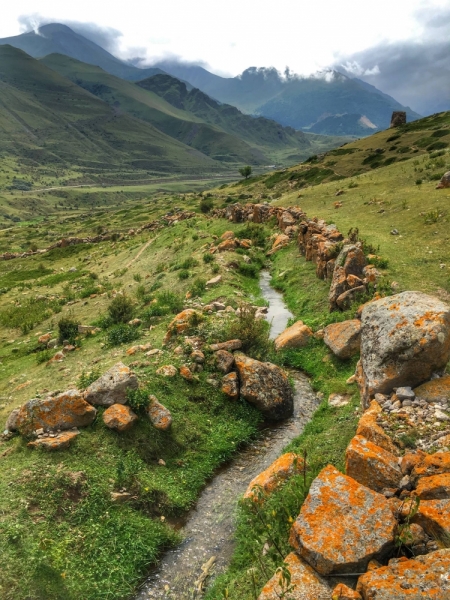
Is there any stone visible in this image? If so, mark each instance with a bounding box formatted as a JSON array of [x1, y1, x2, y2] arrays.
[[258, 552, 332, 600], [27, 430, 80, 451], [328, 393, 351, 407], [221, 372, 239, 400], [414, 374, 450, 403], [416, 473, 450, 500], [390, 110, 407, 127], [332, 584, 362, 600], [209, 339, 242, 352], [234, 353, 293, 420], [49, 351, 65, 363], [356, 401, 399, 455], [323, 320, 361, 359], [164, 309, 202, 342], [16, 390, 96, 435], [356, 549, 450, 599], [358, 292, 450, 406], [217, 238, 237, 252], [412, 451, 450, 479], [206, 275, 222, 286], [103, 404, 138, 432], [274, 320, 313, 351], [395, 386, 415, 400], [435, 409, 450, 421], [85, 363, 138, 406], [147, 396, 172, 430], [345, 435, 403, 493], [38, 333, 52, 345], [289, 464, 396, 575], [156, 365, 178, 377], [126, 343, 152, 356], [221, 230, 235, 240], [270, 233, 290, 252], [179, 365, 194, 381], [412, 499, 450, 541], [336, 286, 367, 310], [110, 492, 132, 503], [5, 408, 20, 432], [329, 245, 367, 311], [191, 350, 205, 363], [436, 170, 450, 189], [215, 349, 235, 374], [128, 318, 142, 327], [244, 453, 304, 501]]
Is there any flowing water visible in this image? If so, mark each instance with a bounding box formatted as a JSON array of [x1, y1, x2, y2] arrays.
[[135, 272, 318, 600]]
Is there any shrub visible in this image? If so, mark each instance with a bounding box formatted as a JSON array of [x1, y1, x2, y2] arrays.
[[133, 273, 142, 283], [415, 178, 423, 185], [227, 303, 271, 360], [178, 269, 190, 280], [36, 349, 52, 364], [200, 197, 214, 213], [189, 278, 206, 297], [57, 316, 79, 344], [238, 262, 259, 278], [106, 324, 140, 347], [78, 368, 101, 389], [211, 263, 220, 274], [156, 290, 184, 314], [126, 388, 150, 413], [203, 253, 214, 264], [108, 294, 134, 324]]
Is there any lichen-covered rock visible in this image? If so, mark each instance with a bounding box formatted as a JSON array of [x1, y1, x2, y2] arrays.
[[156, 365, 178, 377], [103, 404, 138, 432], [269, 233, 290, 253], [210, 339, 242, 352], [358, 292, 450, 406], [258, 552, 332, 600], [220, 230, 235, 240], [206, 275, 222, 287], [217, 238, 237, 252], [416, 473, 450, 500], [332, 583, 362, 600], [179, 365, 194, 381], [345, 435, 402, 493], [27, 430, 80, 451], [412, 499, 450, 541], [163, 309, 202, 342], [215, 349, 235, 373], [147, 396, 172, 431], [85, 363, 138, 406], [289, 465, 396, 575], [274, 320, 313, 351], [413, 374, 450, 403], [234, 352, 293, 420], [190, 349, 205, 363], [5, 408, 20, 432], [329, 245, 367, 311], [411, 451, 450, 479], [16, 390, 96, 435], [244, 453, 304, 501], [221, 372, 239, 400], [356, 549, 450, 599], [324, 320, 361, 359], [356, 401, 399, 455]]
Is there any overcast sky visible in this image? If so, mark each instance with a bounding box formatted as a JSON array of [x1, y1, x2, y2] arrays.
[[1, 0, 449, 113]]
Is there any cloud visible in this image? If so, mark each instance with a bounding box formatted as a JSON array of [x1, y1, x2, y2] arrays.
[[334, 6, 450, 115]]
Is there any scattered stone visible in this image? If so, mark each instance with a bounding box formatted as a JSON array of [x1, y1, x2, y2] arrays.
[[356, 401, 399, 455], [156, 365, 178, 377], [416, 473, 450, 500], [220, 231, 235, 240], [215, 349, 235, 374], [179, 365, 194, 381], [395, 386, 415, 401], [16, 390, 96, 435], [85, 362, 138, 406], [323, 320, 361, 359], [328, 393, 351, 407], [356, 549, 450, 599], [206, 275, 222, 287], [49, 351, 65, 363], [267, 233, 290, 255], [274, 320, 313, 351], [221, 372, 239, 400], [103, 404, 138, 432], [38, 333, 52, 345], [27, 430, 79, 451], [128, 318, 142, 327], [234, 352, 293, 420], [126, 343, 152, 356], [146, 348, 162, 356], [210, 339, 242, 352], [5, 408, 19, 432], [147, 396, 172, 431], [244, 453, 304, 501], [191, 349, 205, 363], [289, 464, 396, 575], [110, 492, 132, 503], [217, 238, 237, 252]]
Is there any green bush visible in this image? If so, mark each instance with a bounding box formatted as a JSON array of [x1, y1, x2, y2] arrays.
[[156, 290, 184, 314], [227, 303, 271, 360], [106, 324, 140, 347], [238, 262, 259, 278], [108, 294, 135, 324], [189, 278, 206, 297], [78, 369, 101, 389], [200, 197, 214, 213], [203, 253, 214, 264], [126, 388, 151, 413], [57, 316, 79, 344], [36, 349, 52, 364], [178, 269, 190, 280]]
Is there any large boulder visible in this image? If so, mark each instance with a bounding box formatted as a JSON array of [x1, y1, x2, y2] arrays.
[[323, 319, 361, 359], [234, 353, 293, 420], [436, 171, 450, 189], [411, 499, 450, 541], [356, 549, 450, 599], [85, 362, 138, 406], [244, 453, 304, 501], [357, 292, 450, 406], [289, 465, 396, 575], [258, 552, 332, 600], [416, 473, 450, 500], [16, 390, 96, 435], [274, 320, 313, 351]]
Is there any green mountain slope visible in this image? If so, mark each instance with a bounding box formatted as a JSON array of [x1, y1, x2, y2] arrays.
[[0, 45, 222, 177]]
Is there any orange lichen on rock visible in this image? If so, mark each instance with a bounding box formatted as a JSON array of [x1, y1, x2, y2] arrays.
[[84, 362, 138, 406], [179, 365, 194, 381], [274, 320, 313, 351], [217, 238, 237, 252], [244, 453, 304, 501], [257, 552, 332, 600], [163, 309, 202, 343], [102, 404, 138, 432], [356, 401, 399, 455], [221, 372, 239, 400], [412, 451, 450, 479], [27, 430, 80, 451], [411, 498, 450, 541], [289, 465, 396, 575], [345, 435, 402, 493], [147, 395, 172, 431], [416, 473, 450, 500], [413, 374, 450, 403], [332, 583, 362, 599], [323, 319, 361, 359], [356, 549, 450, 599]]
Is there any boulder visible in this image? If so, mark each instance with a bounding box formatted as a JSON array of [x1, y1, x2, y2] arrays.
[[244, 453, 304, 501], [210, 339, 242, 352], [329, 245, 367, 311], [356, 549, 450, 599], [412, 499, 450, 541], [215, 349, 235, 373], [206, 275, 222, 287], [258, 552, 332, 600], [289, 464, 396, 575], [416, 473, 450, 500], [103, 404, 138, 432], [217, 238, 237, 252], [191, 350, 205, 363], [179, 365, 194, 381], [5, 408, 20, 432], [345, 435, 403, 493], [220, 231, 235, 240], [221, 372, 239, 400], [323, 320, 361, 359], [413, 374, 450, 403], [336, 286, 367, 310], [357, 292, 450, 406], [274, 320, 313, 351], [164, 309, 202, 342], [356, 401, 399, 455], [156, 365, 178, 377], [436, 170, 450, 189], [16, 390, 96, 435], [147, 396, 172, 431], [85, 362, 138, 406], [332, 584, 362, 600], [411, 451, 450, 479], [234, 353, 294, 420], [27, 430, 80, 451]]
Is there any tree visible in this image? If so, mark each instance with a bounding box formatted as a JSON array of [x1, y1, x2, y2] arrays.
[[239, 165, 252, 179]]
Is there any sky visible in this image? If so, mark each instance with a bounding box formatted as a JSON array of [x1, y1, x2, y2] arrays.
[[0, 0, 449, 113]]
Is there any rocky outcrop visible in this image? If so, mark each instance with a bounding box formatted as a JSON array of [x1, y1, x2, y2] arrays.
[[323, 319, 361, 358], [436, 170, 450, 189], [103, 404, 138, 432], [274, 320, 313, 351], [390, 111, 407, 127], [27, 430, 80, 451], [357, 292, 450, 406], [329, 244, 367, 311], [85, 362, 138, 406], [244, 453, 304, 501], [234, 352, 294, 420]]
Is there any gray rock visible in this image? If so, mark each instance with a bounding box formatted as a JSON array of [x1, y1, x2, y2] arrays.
[[5, 408, 20, 432], [84, 362, 138, 406], [396, 386, 415, 400]]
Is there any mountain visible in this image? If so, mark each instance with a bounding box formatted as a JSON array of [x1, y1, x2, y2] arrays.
[[151, 64, 421, 132], [0, 45, 222, 177], [308, 114, 378, 136], [0, 23, 165, 81]]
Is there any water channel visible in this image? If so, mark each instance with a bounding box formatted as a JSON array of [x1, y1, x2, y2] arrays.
[[135, 271, 318, 599]]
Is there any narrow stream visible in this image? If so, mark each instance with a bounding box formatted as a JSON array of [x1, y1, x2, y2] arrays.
[[135, 271, 318, 600]]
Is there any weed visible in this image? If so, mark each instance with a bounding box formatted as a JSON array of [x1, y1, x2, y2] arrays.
[[57, 316, 79, 344], [190, 278, 206, 298], [203, 253, 214, 264], [108, 294, 135, 324], [105, 324, 141, 347], [178, 269, 190, 280], [156, 290, 184, 314], [133, 273, 142, 283], [200, 198, 214, 213], [127, 388, 151, 413], [78, 369, 101, 389]]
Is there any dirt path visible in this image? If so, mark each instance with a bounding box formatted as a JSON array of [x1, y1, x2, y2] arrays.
[[127, 236, 158, 268]]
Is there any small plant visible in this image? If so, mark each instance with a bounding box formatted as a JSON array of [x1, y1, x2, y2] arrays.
[[423, 209, 444, 224], [156, 290, 184, 314], [203, 253, 214, 264], [200, 197, 214, 213], [190, 277, 206, 297], [401, 199, 408, 210], [178, 269, 190, 280], [78, 368, 101, 389], [395, 496, 421, 553], [105, 324, 140, 347], [211, 263, 220, 274], [57, 316, 79, 344], [348, 180, 358, 189], [126, 388, 150, 413], [36, 349, 52, 364], [108, 294, 134, 324], [133, 273, 142, 283], [415, 178, 423, 185], [192, 233, 199, 241]]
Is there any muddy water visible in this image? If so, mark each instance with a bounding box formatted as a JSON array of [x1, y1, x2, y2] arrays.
[[259, 270, 294, 339], [135, 273, 318, 600]]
